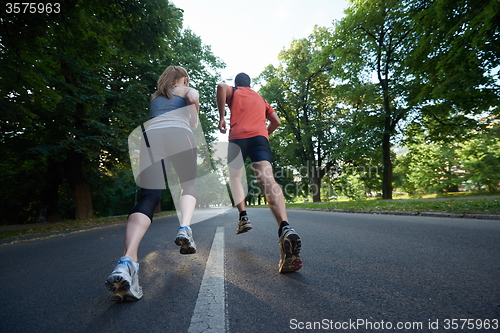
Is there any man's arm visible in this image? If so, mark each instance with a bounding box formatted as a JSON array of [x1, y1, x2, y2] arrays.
[[216, 83, 232, 134], [266, 111, 281, 135]]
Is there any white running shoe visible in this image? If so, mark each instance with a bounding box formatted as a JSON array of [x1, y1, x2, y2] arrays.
[[175, 226, 197, 254], [105, 256, 143, 301]]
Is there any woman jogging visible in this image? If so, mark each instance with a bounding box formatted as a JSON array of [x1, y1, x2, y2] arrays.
[[105, 66, 199, 301]]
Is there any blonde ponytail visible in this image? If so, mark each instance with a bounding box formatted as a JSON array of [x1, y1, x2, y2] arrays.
[[151, 66, 189, 101]]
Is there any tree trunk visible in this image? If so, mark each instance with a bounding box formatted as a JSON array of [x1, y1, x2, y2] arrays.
[[61, 68, 93, 218], [311, 175, 322, 202], [313, 138, 323, 202], [40, 159, 62, 222], [382, 131, 393, 199], [380, 76, 393, 200], [65, 152, 93, 219]]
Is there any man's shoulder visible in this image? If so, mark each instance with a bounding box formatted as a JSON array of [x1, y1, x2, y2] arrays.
[[234, 86, 259, 95]]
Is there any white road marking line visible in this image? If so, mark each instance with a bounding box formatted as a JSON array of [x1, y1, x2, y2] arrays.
[[188, 226, 226, 333], [189, 208, 232, 225]]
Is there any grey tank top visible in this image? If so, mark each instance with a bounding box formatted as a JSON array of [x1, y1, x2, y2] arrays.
[[147, 93, 191, 131], [150, 93, 187, 118]]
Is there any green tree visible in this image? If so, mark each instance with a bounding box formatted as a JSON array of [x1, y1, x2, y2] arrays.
[[1, 0, 184, 221], [457, 124, 500, 192], [394, 120, 500, 195], [259, 27, 338, 202], [394, 139, 461, 194], [409, 0, 500, 140], [0, 1, 223, 224], [329, 0, 422, 199], [327, 0, 499, 199]]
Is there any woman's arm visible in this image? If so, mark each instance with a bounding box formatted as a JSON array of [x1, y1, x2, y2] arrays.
[[185, 88, 199, 128]]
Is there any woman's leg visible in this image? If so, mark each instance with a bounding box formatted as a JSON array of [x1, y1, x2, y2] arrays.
[[106, 188, 160, 301], [170, 130, 197, 227], [126, 188, 162, 262], [122, 212, 152, 263], [178, 194, 196, 227], [168, 131, 198, 254]]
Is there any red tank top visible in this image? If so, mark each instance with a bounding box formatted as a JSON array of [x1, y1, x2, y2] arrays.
[[226, 87, 275, 140]]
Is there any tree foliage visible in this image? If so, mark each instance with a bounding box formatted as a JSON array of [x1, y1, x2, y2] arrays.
[[0, 0, 224, 224], [261, 0, 499, 201], [328, 0, 425, 199], [259, 27, 338, 202], [2, 0, 499, 224], [325, 0, 499, 198], [409, 0, 500, 140], [394, 123, 500, 194]]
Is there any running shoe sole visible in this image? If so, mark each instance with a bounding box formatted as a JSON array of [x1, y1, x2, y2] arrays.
[[105, 274, 142, 301], [236, 220, 252, 234], [236, 215, 252, 235], [175, 236, 197, 254], [279, 232, 302, 273]]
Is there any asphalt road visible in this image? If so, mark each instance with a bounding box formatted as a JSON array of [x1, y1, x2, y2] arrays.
[[1, 208, 499, 333]]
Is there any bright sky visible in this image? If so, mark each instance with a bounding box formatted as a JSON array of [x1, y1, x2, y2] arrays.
[[172, 0, 348, 82], [171, 0, 348, 141]]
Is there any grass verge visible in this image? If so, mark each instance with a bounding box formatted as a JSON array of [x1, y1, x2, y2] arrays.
[[287, 198, 500, 215], [2, 198, 499, 243], [0, 211, 176, 242]]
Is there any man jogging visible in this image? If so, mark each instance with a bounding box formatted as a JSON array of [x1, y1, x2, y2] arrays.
[[216, 72, 302, 273]]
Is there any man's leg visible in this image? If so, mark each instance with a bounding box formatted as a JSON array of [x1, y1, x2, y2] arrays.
[[253, 160, 302, 273], [252, 161, 287, 225], [228, 165, 246, 212], [229, 165, 253, 234]]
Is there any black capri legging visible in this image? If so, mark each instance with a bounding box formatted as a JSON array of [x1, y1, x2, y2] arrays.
[[129, 127, 196, 222]]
